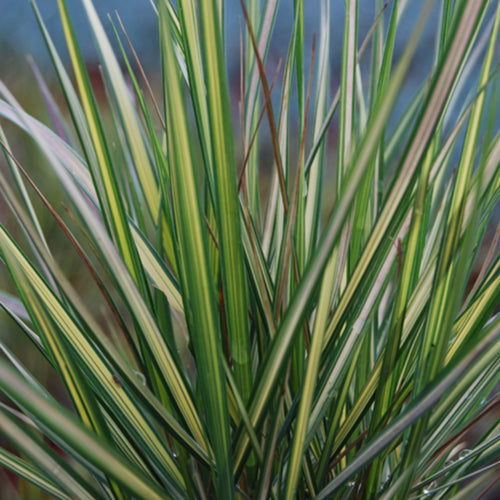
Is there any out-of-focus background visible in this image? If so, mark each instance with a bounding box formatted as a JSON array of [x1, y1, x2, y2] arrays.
[[0, 1, 438, 105]]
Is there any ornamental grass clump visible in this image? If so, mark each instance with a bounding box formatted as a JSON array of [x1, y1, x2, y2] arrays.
[[0, 0, 499, 498]]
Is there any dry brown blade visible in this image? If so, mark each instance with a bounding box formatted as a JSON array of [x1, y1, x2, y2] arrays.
[[242, 200, 276, 337], [359, 0, 391, 58], [0, 140, 137, 359], [240, 0, 288, 213], [203, 214, 219, 249], [275, 33, 317, 319], [115, 11, 166, 130], [462, 220, 500, 310], [327, 427, 370, 474], [237, 59, 283, 192], [477, 473, 500, 500], [422, 395, 500, 479]]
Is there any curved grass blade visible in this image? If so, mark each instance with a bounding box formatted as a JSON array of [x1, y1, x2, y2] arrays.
[[0, 408, 99, 500], [0, 85, 209, 459], [314, 318, 500, 499], [0, 225, 186, 494], [0, 360, 174, 500]]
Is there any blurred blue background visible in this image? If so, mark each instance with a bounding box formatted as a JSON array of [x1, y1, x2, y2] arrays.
[[0, 1, 437, 87], [0, 0, 444, 147]]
